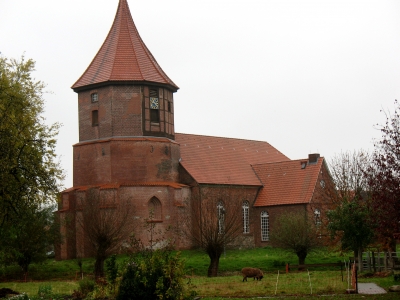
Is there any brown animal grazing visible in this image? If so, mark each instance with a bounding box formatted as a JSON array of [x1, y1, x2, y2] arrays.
[[241, 267, 263, 282]]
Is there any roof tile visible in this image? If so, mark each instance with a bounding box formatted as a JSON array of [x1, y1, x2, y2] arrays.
[[176, 133, 290, 185], [252, 158, 324, 206], [72, 0, 178, 91]]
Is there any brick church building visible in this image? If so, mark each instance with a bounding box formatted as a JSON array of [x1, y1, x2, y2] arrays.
[[56, 0, 333, 260]]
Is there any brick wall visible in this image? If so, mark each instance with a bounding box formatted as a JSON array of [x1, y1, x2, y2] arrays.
[[77, 84, 175, 142], [73, 138, 181, 186]]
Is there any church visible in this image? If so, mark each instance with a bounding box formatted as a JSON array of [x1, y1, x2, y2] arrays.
[[56, 0, 333, 260]]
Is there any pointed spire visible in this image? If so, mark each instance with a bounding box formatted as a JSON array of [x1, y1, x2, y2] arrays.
[[72, 0, 178, 91]]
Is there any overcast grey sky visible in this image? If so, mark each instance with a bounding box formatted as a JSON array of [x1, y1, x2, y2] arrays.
[[1, 0, 400, 188]]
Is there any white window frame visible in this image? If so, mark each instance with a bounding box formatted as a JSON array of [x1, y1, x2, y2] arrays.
[[261, 211, 269, 241], [242, 201, 249, 234]]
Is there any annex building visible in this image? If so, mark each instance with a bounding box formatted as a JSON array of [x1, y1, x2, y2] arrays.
[[56, 0, 333, 260]]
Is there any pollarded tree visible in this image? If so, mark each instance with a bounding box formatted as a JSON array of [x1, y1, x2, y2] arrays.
[[77, 188, 134, 278], [366, 100, 400, 252], [0, 55, 63, 223], [182, 186, 252, 277], [270, 211, 322, 266]]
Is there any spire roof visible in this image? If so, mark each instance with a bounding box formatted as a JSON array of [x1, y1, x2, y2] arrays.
[[72, 0, 178, 91]]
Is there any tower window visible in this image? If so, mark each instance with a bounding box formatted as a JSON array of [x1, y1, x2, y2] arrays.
[[168, 101, 171, 112], [91, 93, 98, 103], [92, 110, 99, 126], [149, 88, 159, 123]]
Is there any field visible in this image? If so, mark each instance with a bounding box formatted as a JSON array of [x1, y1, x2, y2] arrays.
[[0, 247, 398, 299]]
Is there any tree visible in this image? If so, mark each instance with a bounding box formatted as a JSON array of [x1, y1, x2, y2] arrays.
[[327, 151, 375, 267], [327, 200, 374, 261], [366, 100, 400, 252], [181, 186, 251, 277], [0, 55, 63, 223], [328, 151, 370, 205], [0, 204, 59, 279], [77, 188, 134, 278], [270, 211, 321, 266]]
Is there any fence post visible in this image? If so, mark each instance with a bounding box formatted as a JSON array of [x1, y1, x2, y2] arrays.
[[367, 251, 371, 272], [286, 263, 289, 274], [384, 252, 388, 271], [372, 251, 376, 273], [377, 251, 381, 272]]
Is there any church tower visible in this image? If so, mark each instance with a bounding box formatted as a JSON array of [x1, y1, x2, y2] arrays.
[[57, 0, 191, 260], [71, 0, 180, 186]]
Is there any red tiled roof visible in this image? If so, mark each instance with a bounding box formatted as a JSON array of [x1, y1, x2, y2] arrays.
[[62, 182, 187, 193], [252, 158, 324, 207], [72, 0, 178, 91], [176, 133, 290, 186]]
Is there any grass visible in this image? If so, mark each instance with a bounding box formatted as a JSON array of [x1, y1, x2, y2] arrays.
[[2, 247, 328, 281], [0, 247, 398, 299], [0, 281, 78, 296]]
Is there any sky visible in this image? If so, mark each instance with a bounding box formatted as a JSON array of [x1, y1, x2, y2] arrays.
[[1, 0, 400, 188]]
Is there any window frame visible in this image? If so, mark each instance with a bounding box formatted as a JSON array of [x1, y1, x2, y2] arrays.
[[91, 93, 98, 103], [242, 201, 249, 234], [217, 201, 225, 234], [261, 211, 269, 241], [149, 88, 160, 123]]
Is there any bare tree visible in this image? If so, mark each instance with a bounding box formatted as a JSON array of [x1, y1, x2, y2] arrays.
[[182, 185, 253, 277], [328, 150, 370, 204], [77, 188, 134, 278], [270, 211, 322, 266]]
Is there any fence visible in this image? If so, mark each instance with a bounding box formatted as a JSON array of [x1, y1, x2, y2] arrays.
[[361, 251, 400, 272]]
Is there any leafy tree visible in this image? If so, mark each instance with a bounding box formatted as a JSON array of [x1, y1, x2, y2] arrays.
[[366, 100, 400, 252], [0, 204, 59, 279], [0, 55, 63, 223], [270, 211, 321, 266], [327, 151, 375, 269], [327, 199, 374, 260], [77, 188, 134, 278]]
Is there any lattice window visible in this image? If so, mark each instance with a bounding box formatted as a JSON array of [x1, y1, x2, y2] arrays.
[[91, 93, 98, 103], [217, 201, 225, 234], [314, 209, 321, 226], [242, 201, 249, 234], [261, 211, 269, 241]]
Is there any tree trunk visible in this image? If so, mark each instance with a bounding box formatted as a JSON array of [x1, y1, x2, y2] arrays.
[[95, 256, 106, 278], [207, 253, 221, 277], [296, 249, 307, 270]]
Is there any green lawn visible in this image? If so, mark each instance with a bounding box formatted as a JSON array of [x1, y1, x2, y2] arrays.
[[1, 247, 398, 299]]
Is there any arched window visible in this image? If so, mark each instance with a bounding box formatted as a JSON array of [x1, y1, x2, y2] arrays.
[[217, 201, 225, 234], [242, 201, 249, 234], [314, 209, 321, 226], [261, 211, 269, 241], [148, 197, 162, 220]]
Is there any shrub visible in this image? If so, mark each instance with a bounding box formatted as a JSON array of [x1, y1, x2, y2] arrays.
[[74, 278, 95, 299], [117, 250, 195, 300], [37, 284, 52, 298]]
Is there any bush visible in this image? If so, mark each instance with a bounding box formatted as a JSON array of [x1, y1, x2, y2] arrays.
[[37, 284, 52, 298], [73, 278, 95, 299], [117, 250, 195, 300]]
